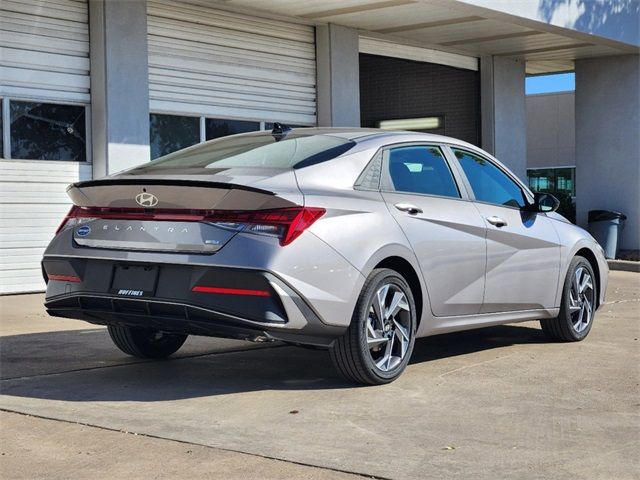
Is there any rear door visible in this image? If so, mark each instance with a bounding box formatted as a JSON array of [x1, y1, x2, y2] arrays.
[[447, 147, 560, 313], [380, 144, 487, 316]]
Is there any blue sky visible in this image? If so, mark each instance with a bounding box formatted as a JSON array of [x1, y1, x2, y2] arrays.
[[525, 72, 575, 95]]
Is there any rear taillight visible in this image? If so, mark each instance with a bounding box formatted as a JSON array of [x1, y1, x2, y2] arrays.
[[55, 206, 325, 246], [56, 206, 79, 234], [206, 207, 325, 246], [56, 205, 100, 234]]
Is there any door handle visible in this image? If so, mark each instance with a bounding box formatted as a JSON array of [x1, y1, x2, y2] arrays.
[[394, 203, 423, 215], [486, 216, 507, 227]]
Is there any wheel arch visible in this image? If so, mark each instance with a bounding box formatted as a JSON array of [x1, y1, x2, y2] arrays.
[[574, 247, 602, 309], [374, 256, 424, 327]]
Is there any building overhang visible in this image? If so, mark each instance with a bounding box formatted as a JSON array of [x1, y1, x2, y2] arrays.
[[190, 0, 639, 74]]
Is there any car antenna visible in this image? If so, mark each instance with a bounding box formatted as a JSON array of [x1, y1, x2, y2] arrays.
[[271, 122, 291, 142]]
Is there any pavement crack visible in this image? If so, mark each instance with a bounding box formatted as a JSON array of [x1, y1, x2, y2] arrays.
[[437, 354, 512, 378], [0, 409, 389, 480], [605, 298, 640, 305]]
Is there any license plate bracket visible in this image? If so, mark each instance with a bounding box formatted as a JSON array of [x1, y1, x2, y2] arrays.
[[111, 265, 159, 297]]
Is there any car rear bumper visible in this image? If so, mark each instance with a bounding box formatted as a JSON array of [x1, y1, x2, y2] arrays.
[[43, 258, 346, 347]]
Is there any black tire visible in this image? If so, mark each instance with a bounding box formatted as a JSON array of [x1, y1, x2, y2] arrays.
[[107, 325, 187, 359], [329, 268, 417, 385], [540, 255, 597, 342]]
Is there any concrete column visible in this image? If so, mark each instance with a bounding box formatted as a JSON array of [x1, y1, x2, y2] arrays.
[[89, 0, 150, 178], [480, 56, 527, 180], [316, 24, 361, 127], [575, 55, 639, 251]]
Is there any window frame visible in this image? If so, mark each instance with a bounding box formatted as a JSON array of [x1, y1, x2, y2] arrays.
[[0, 96, 92, 163], [444, 145, 534, 210], [378, 142, 467, 200], [148, 109, 316, 159]]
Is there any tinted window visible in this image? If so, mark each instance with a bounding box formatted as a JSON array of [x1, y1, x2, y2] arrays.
[[205, 118, 260, 140], [528, 167, 575, 196], [453, 148, 526, 208], [387, 146, 459, 198], [128, 131, 354, 175], [10, 101, 86, 161], [150, 114, 199, 159], [264, 122, 307, 130]]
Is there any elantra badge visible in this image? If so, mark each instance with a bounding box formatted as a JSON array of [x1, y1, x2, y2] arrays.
[[135, 192, 158, 207], [77, 225, 91, 237]]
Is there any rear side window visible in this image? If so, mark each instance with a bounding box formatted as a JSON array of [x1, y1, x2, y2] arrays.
[[385, 146, 460, 198], [452, 148, 526, 208], [128, 132, 354, 175]]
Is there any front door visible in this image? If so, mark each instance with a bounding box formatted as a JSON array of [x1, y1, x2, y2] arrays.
[[381, 144, 487, 317], [449, 147, 561, 313]]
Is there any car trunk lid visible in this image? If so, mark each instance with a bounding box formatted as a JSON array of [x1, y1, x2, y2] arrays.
[[64, 170, 305, 254]]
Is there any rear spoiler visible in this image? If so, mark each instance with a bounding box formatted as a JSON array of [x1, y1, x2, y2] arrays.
[[68, 178, 273, 195], [66, 178, 296, 211]]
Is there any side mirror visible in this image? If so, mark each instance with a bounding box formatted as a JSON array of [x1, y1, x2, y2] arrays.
[[529, 192, 560, 213]]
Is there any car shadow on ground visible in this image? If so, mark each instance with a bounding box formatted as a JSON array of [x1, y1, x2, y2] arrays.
[[0, 323, 549, 403]]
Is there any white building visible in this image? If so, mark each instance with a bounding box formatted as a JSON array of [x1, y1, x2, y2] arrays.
[[1, 0, 638, 293], [526, 91, 576, 219]]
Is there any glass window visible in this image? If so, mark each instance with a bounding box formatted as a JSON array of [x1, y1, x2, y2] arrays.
[[129, 131, 355, 175], [206, 118, 260, 140], [264, 122, 307, 130], [386, 146, 459, 198], [10, 101, 86, 161], [453, 148, 527, 208], [528, 167, 576, 223], [150, 114, 199, 160], [528, 167, 575, 196]]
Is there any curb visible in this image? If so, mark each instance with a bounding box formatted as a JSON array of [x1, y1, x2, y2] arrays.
[[607, 260, 640, 273]]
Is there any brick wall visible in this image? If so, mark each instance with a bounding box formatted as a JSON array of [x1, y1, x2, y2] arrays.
[[359, 53, 480, 145]]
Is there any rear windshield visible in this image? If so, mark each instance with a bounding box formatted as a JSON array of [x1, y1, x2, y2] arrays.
[[128, 131, 355, 174]]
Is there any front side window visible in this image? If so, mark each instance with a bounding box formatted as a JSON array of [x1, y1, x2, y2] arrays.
[[453, 148, 527, 208], [150, 114, 199, 160], [386, 145, 459, 198], [10, 101, 86, 161]]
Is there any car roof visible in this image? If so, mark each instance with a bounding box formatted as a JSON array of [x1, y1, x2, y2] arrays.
[[289, 127, 480, 151], [222, 127, 477, 151]]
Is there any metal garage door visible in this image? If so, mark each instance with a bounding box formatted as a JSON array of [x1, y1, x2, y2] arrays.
[[0, 0, 92, 294], [147, 0, 317, 125]]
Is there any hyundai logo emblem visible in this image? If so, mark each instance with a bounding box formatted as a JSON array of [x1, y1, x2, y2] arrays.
[[135, 192, 159, 207]]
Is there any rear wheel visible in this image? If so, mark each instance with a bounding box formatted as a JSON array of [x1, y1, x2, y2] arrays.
[[330, 268, 417, 385], [107, 325, 187, 359], [540, 256, 596, 342]]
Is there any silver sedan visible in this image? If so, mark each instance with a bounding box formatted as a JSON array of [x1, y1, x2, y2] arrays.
[[43, 127, 608, 384]]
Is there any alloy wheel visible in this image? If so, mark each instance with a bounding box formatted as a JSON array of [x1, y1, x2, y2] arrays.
[[366, 283, 412, 372], [569, 266, 595, 333]]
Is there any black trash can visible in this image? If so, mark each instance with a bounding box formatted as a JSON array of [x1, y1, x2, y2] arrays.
[[588, 210, 627, 259]]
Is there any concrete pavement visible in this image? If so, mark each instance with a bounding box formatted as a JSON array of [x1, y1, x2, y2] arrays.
[[1, 271, 638, 479], [0, 410, 360, 480]]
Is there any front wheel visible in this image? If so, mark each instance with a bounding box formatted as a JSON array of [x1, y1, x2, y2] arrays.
[[540, 255, 597, 342], [330, 268, 417, 385], [107, 325, 187, 359]]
